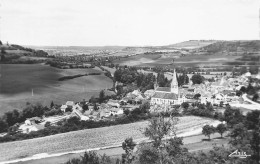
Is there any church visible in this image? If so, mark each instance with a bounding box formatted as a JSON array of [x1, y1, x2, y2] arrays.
[[150, 69, 186, 106]]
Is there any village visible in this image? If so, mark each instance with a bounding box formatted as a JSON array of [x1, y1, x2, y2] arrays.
[[16, 66, 260, 134]]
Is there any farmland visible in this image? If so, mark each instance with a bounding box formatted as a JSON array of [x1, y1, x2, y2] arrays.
[[0, 116, 219, 162], [113, 53, 240, 67], [0, 64, 113, 114]]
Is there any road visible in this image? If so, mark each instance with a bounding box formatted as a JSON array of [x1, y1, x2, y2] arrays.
[[12, 133, 228, 164], [242, 94, 260, 107]]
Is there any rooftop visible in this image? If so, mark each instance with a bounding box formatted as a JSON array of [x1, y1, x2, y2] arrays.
[[152, 92, 178, 100], [156, 87, 171, 92]]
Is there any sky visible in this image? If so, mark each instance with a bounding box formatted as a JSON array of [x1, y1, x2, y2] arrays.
[[0, 0, 259, 46]]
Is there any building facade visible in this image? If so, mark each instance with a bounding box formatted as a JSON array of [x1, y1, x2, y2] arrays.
[[151, 69, 186, 106]]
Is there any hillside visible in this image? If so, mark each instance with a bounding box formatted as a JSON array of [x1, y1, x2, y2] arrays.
[[0, 43, 49, 63], [198, 40, 260, 55], [0, 116, 218, 162], [166, 40, 218, 49]]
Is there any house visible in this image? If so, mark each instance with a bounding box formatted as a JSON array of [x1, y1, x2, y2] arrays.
[[90, 111, 100, 120], [110, 108, 124, 115], [60, 105, 67, 112], [66, 101, 75, 108], [100, 109, 111, 118], [200, 92, 212, 104], [131, 90, 142, 96], [19, 124, 45, 134], [73, 103, 83, 111], [25, 117, 42, 125], [71, 109, 89, 121], [144, 89, 155, 98], [107, 99, 120, 108]]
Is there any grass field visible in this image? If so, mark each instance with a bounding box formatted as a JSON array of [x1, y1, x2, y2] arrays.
[[0, 116, 218, 162], [13, 133, 229, 164], [0, 64, 113, 115], [167, 40, 217, 49], [113, 53, 240, 67]]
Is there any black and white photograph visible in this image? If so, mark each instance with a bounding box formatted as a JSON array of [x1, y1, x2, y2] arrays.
[[0, 0, 259, 163]]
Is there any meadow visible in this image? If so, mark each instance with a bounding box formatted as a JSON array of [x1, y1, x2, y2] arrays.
[[0, 116, 217, 162], [113, 53, 240, 67], [0, 64, 113, 115]]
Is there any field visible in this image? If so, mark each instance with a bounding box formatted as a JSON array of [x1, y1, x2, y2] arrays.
[[167, 40, 217, 49], [13, 133, 229, 164], [0, 116, 219, 162], [0, 64, 113, 115], [113, 53, 240, 67]]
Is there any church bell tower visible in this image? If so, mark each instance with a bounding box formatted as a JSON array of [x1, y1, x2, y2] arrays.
[[171, 69, 178, 94]]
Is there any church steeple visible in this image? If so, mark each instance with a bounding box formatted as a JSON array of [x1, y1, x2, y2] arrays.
[[171, 69, 178, 94]]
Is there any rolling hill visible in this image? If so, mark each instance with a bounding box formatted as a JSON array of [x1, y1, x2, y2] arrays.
[[0, 43, 49, 63]]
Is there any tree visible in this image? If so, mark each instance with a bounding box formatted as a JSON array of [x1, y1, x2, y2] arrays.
[[223, 106, 244, 127], [246, 83, 255, 95], [143, 114, 180, 164], [240, 86, 247, 93], [181, 102, 189, 109], [99, 90, 105, 103], [177, 73, 189, 86], [122, 137, 136, 164], [245, 110, 260, 130], [229, 123, 248, 146], [50, 101, 54, 108], [94, 103, 98, 111], [252, 93, 259, 102], [240, 66, 247, 75], [193, 93, 201, 100], [236, 90, 242, 96], [191, 74, 204, 84], [0, 119, 8, 133], [45, 121, 51, 127], [216, 123, 227, 138], [138, 144, 159, 164], [1, 49, 6, 54], [144, 115, 178, 149], [139, 101, 150, 113], [68, 151, 104, 164], [123, 109, 130, 116], [82, 104, 89, 112], [202, 125, 215, 140], [4, 109, 20, 126]]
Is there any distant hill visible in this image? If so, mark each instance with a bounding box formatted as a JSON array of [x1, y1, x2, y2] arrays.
[[166, 40, 218, 49], [198, 40, 260, 55]]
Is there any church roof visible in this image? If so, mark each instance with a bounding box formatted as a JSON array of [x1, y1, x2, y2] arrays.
[[156, 87, 171, 92], [152, 92, 178, 100]]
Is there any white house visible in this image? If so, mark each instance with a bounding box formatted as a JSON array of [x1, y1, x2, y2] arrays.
[[66, 101, 75, 107], [25, 117, 42, 125], [60, 105, 67, 112], [19, 123, 44, 134], [110, 108, 124, 115], [107, 99, 120, 108], [71, 109, 89, 121]]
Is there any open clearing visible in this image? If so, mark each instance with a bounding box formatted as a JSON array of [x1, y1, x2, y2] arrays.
[[0, 116, 218, 162], [0, 64, 113, 114]]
